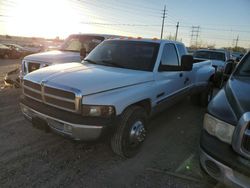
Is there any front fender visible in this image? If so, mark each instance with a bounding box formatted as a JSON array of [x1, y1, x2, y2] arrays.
[[82, 81, 157, 115]]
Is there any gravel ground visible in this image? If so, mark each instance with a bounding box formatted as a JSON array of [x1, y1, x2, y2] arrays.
[[0, 59, 225, 188]]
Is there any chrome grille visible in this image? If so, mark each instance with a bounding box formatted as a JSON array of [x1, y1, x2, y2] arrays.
[[44, 86, 75, 99], [232, 112, 250, 159], [23, 80, 41, 90], [23, 80, 81, 113]]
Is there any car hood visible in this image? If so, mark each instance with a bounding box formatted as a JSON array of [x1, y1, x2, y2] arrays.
[[225, 76, 250, 119], [23, 50, 81, 64], [194, 58, 225, 66], [24, 63, 154, 96]]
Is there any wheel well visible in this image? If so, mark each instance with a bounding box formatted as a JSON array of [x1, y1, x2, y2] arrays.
[[133, 99, 151, 115], [209, 74, 215, 82]]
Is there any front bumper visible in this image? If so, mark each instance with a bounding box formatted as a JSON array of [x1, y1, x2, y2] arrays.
[[20, 103, 106, 141], [200, 149, 250, 188]]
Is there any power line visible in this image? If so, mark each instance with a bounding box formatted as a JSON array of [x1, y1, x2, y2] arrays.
[[77, 0, 160, 18], [80, 22, 161, 27]]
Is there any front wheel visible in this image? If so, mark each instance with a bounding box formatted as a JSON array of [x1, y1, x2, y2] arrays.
[[111, 106, 147, 158], [200, 83, 213, 107]]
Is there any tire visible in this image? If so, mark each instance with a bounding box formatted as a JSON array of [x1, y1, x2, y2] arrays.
[[200, 83, 213, 107], [111, 106, 147, 158], [213, 72, 223, 88], [191, 83, 213, 107]]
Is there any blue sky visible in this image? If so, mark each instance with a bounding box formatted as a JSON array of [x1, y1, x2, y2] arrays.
[[0, 0, 249, 48]]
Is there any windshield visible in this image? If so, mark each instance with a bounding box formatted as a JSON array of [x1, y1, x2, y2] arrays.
[[60, 35, 105, 52], [84, 40, 159, 71], [235, 52, 250, 77], [194, 51, 226, 61]]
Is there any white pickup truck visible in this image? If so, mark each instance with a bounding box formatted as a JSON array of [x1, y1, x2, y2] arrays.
[[20, 38, 215, 158]]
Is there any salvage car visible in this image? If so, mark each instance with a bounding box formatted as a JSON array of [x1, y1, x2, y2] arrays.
[[193, 49, 233, 87], [4, 43, 35, 59], [20, 38, 215, 158], [200, 50, 250, 187], [0, 43, 11, 58], [20, 34, 119, 79]]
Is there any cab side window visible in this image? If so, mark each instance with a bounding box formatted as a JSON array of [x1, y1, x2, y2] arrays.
[[161, 43, 179, 66], [160, 43, 180, 70]]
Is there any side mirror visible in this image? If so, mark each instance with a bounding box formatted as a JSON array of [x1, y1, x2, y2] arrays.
[[181, 55, 193, 71], [80, 47, 86, 60], [224, 62, 234, 75]]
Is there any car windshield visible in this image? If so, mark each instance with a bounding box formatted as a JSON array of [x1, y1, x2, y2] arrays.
[[83, 40, 159, 71], [235, 53, 250, 77], [194, 51, 226, 61], [60, 35, 105, 52]]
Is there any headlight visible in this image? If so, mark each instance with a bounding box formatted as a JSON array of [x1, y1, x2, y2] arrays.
[[203, 113, 235, 144], [82, 105, 115, 117]]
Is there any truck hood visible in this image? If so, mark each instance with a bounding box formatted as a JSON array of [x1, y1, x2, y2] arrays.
[[210, 60, 225, 67], [24, 50, 81, 65], [24, 63, 154, 96], [225, 76, 250, 119]]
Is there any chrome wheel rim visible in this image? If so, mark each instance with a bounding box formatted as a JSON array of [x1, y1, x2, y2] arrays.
[[129, 120, 146, 147]]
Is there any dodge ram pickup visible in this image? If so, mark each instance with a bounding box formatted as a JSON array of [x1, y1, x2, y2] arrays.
[[20, 38, 215, 158], [20, 34, 118, 79], [193, 49, 233, 87], [200, 51, 250, 187]]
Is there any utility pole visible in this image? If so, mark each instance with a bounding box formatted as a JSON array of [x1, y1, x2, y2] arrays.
[[175, 22, 179, 41], [190, 26, 200, 48], [160, 5, 166, 39], [235, 35, 239, 48]]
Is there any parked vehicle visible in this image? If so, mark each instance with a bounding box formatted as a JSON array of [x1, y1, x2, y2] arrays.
[[20, 38, 215, 158], [194, 49, 232, 70], [231, 51, 245, 62], [193, 49, 233, 87], [20, 34, 119, 80], [4, 43, 35, 59], [200, 51, 250, 187], [0, 43, 12, 58]]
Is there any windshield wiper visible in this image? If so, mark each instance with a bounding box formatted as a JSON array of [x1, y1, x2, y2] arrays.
[[101, 60, 124, 68]]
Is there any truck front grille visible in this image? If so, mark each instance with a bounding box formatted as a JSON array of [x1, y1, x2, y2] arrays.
[[44, 86, 75, 100], [23, 80, 81, 113]]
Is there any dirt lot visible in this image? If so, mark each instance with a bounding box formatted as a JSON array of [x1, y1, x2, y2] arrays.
[[0, 59, 224, 188]]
